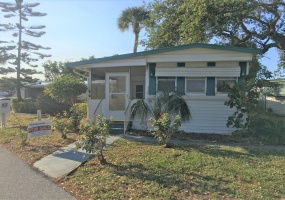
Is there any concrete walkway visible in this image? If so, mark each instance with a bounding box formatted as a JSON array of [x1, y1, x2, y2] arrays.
[[0, 145, 75, 200], [34, 136, 120, 178]]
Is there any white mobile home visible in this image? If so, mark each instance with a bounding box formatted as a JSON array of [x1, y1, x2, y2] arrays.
[[67, 43, 261, 134]]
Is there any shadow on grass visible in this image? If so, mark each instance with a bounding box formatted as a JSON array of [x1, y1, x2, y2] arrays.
[[106, 161, 235, 197]]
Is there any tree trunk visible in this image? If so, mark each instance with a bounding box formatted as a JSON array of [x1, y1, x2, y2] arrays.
[[16, 3, 22, 101], [133, 32, 139, 53], [97, 151, 107, 165]]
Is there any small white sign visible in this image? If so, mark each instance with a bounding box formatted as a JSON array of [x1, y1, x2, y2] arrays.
[[28, 120, 52, 138], [0, 99, 10, 114]]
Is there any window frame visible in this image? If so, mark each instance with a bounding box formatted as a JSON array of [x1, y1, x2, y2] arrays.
[[186, 77, 206, 94], [216, 77, 238, 93], [156, 76, 177, 92]]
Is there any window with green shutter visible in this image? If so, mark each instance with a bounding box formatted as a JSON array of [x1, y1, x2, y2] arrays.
[[238, 62, 247, 83], [206, 77, 215, 96], [149, 63, 156, 95], [177, 77, 185, 95]]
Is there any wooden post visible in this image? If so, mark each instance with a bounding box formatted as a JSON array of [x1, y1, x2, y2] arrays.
[[1, 113, 6, 128], [37, 110, 42, 121]]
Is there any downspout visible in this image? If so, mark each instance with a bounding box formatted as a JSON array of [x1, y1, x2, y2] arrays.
[[73, 68, 90, 118], [73, 68, 89, 79]]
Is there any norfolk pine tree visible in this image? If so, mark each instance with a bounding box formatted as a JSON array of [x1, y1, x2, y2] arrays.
[[0, 0, 51, 100]]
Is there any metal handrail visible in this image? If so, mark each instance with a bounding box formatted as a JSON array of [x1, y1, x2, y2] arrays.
[[124, 99, 133, 134], [124, 99, 133, 115], [93, 98, 103, 121]]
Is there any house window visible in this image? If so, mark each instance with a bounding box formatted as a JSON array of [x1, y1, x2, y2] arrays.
[[186, 77, 206, 93], [135, 85, 144, 99], [157, 77, 176, 92], [216, 77, 237, 93], [177, 62, 185, 67], [207, 62, 216, 67]]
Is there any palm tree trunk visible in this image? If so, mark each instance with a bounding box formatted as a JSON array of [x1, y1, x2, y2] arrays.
[[133, 32, 139, 53]]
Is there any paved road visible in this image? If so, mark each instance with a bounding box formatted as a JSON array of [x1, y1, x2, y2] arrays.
[[0, 145, 75, 200]]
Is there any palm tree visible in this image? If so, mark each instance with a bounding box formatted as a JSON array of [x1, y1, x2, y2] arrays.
[[130, 90, 191, 123], [117, 6, 149, 53]]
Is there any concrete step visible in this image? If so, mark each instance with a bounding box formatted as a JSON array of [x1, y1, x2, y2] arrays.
[[110, 121, 124, 135]]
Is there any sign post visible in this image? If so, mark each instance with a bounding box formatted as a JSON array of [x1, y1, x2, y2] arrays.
[[0, 99, 10, 128]]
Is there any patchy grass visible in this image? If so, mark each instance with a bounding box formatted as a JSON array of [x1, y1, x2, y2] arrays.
[[0, 113, 79, 164], [61, 139, 285, 200]]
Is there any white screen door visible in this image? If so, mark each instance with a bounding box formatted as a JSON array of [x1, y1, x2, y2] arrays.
[[106, 73, 129, 120]]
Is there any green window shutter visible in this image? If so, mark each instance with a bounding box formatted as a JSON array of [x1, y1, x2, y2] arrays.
[[207, 62, 216, 67], [177, 77, 185, 95], [206, 77, 215, 96], [177, 62, 185, 67], [149, 63, 156, 95], [238, 62, 247, 83]]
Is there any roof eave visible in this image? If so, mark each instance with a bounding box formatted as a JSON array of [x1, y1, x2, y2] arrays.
[[66, 43, 262, 68]]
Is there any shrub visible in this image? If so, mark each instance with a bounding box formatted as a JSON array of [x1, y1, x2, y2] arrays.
[[51, 113, 71, 139], [11, 98, 38, 114], [148, 113, 181, 147], [74, 102, 87, 119], [249, 112, 285, 145], [232, 111, 285, 145], [75, 115, 113, 165], [37, 92, 70, 115]]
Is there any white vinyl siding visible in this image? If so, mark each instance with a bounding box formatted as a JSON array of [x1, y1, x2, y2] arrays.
[[131, 97, 236, 134], [155, 67, 240, 77], [186, 77, 206, 93]]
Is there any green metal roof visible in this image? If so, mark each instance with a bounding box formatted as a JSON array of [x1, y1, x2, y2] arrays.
[[67, 43, 262, 68]]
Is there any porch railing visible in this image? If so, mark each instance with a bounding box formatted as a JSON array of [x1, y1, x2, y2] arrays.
[[93, 98, 103, 123]]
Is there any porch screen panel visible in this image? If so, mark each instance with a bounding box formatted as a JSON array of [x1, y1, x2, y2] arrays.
[[91, 74, 105, 99], [109, 76, 126, 110]]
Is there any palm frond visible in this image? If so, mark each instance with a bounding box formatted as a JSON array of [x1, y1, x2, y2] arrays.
[[130, 99, 153, 122]]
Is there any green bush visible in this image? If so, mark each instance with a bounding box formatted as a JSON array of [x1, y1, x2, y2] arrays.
[[249, 112, 285, 145], [233, 111, 285, 145], [51, 113, 71, 139], [75, 116, 113, 164], [149, 113, 181, 147], [74, 102, 87, 119], [11, 98, 38, 114], [37, 92, 70, 115]]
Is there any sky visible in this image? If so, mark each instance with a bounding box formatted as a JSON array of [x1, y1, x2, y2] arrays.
[[0, 0, 280, 80]]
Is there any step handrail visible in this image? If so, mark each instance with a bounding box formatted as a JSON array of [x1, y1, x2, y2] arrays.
[[93, 98, 103, 122], [124, 99, 133, 134]]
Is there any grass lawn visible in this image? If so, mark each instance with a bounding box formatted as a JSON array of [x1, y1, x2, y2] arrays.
[[0, 113, 79, 164], [1, 113, 285, 199], [61, 139, 285, 200]]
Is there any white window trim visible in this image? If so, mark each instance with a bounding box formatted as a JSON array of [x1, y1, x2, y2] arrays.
[[185, 77, 207, 95], [156, 77, 177, 92], [215, 77, 238, 94]]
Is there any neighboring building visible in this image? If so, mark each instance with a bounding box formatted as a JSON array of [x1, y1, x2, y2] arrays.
[[261, 79, 285, 115], [67, 43, 261, 134], [23, 82, 50, 99], [16, 81, 87, 101]]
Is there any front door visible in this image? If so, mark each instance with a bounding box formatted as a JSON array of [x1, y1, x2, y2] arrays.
[[106, 73, 129, 120]]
